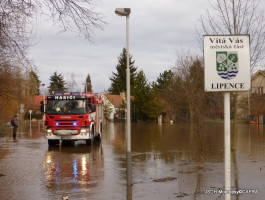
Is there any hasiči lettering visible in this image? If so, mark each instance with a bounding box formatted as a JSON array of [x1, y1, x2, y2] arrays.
[[54, 95, 76, 100]]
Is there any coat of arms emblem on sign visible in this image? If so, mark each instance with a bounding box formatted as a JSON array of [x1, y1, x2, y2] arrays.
[[216, 51, 238, 80]]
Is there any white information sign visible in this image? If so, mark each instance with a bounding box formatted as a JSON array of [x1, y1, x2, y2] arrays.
[[204, 35, 251, 92]]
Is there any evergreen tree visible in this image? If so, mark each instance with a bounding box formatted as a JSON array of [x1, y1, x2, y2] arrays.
[[155, 70, 174, 92], [48, 71, 67, 94], [28, 70, 41, 95], [109, 48, 138, 95], [132, 70, 161, 121], [84, 74, 92, 92], [152, 69, 182, 121]]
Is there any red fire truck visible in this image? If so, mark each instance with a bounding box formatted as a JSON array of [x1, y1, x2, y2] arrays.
[[41, 92, 104, 146]]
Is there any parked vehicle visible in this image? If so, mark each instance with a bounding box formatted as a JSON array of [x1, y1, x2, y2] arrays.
[[41, 92, 104, 146]]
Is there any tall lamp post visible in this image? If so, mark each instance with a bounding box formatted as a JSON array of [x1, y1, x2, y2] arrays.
[[115, 8, 132, 186]]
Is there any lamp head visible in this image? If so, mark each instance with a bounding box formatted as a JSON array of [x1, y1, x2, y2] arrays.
[[115, 8, 131, 16]]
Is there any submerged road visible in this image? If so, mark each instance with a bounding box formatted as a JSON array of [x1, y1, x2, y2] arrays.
[[0, 121, 265, 200]]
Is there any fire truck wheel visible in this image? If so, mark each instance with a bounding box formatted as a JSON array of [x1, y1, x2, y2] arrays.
[[48, 140, 59, 147]]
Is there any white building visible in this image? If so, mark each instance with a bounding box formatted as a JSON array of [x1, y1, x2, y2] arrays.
[[102, 93, 125, 121]]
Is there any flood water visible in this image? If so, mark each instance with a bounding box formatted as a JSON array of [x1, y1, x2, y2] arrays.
[[1, 121, 265, 200]]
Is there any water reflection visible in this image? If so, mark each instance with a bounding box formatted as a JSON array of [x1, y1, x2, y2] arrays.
[[1, 122, 265, 199], [127, 185, 132, 200], [43, 142, 104, 198], [128, 122, 265, 199]]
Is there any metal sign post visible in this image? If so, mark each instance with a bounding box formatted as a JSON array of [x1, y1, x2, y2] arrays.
[[29, 110, 32, 136], [224, 92, 231, 199], [204, 35, 250, 200], [29, 110, 32, 123]]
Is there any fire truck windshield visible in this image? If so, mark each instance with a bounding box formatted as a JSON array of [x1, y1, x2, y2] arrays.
[[46, 99, 87, 115]]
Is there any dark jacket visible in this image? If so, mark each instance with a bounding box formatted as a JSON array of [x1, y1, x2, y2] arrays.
[[13, 117, 18, 127]]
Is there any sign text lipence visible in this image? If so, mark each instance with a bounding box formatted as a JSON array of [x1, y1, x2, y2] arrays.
[[211, 83, 245, 90]]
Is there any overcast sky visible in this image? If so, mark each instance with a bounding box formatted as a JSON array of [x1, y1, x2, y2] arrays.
[[29, 0, 210, 93]]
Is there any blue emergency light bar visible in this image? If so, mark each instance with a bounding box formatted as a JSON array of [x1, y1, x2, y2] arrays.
[[71, 92, 80, 95], [53, 92, 81, 95], [54, 92, 63, 95]]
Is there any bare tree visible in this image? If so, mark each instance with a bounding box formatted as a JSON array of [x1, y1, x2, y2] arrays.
[[173, 51, 205, 149], [173, 50, 202, 123], [198, 0, 265, 150], [0, 1, 105, 123], [0, 0, 105, 66], [0, 63, 26, 124], [66, 72, 78, 92], [0, 1, 32, 67], [40, 0, 105, 40], [198, 0, 265, 70], [172, 50, 223, 150]]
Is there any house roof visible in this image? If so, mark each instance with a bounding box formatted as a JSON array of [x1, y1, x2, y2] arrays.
[[252, 70, 265, 80], [104, 94, 123, 108], [30, 96, 44, 110]]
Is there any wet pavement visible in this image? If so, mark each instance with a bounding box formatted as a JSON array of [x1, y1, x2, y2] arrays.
[[1, 121, 265, 199]]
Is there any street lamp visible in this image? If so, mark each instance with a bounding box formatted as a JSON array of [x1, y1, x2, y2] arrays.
[[115, 8, 131, 16], [115, 7, 132, 186]]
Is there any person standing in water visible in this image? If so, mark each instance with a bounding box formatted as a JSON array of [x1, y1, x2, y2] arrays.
[[12, 114, 19, 139]]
